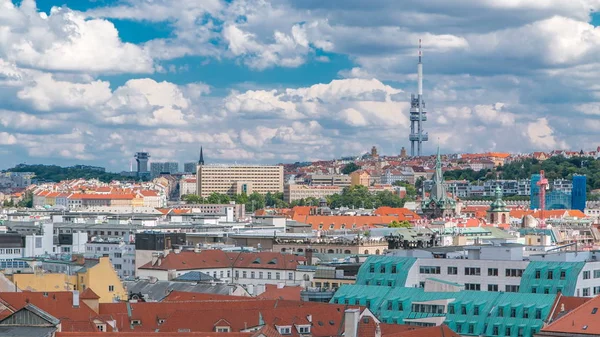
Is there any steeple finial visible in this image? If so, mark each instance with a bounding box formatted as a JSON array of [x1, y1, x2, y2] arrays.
[[198, 146, 204, 165]]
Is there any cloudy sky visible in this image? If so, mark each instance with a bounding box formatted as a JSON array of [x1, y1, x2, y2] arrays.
[[1, 0, 599, 171]]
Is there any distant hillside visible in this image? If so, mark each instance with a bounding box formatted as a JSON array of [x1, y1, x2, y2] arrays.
[[444, 156, 600, 191], [6, 164, 133, 183]]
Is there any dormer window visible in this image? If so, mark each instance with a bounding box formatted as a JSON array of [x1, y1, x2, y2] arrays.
[[278, 326, 292, 335], [215, 326, 231, 332], [297, 325, 311, 334]]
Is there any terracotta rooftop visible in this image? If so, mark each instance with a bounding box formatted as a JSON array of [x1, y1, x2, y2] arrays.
[[80, 288, 100, 300], [541, 294, 600, 335], [139, 250, 306, 271]]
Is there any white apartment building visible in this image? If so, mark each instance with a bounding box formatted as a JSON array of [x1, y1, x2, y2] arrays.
[[85, 240, 136, 278], [372, 245, 600, 297], [137, 250, 313, 288], [307, 174, 351, 187], [283, 184, 343, 203], [179, 176, 197, 197], [196, 165, 284, 197]]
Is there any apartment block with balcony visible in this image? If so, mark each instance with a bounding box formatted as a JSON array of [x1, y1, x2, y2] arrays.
[[197, 165, 284, 198]]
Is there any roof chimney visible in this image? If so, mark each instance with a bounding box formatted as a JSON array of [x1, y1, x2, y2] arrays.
[[344, 309, 360, 337], [73, 290, 80, 308]]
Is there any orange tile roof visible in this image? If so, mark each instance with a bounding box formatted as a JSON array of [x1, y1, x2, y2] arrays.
[[542, 293, 600, 335], [296, 214, 414, 230], [373, 207, 421, 220], [510, 209, 587, 219], [139, 190, 158, 197], [68, 193, 136, 200]]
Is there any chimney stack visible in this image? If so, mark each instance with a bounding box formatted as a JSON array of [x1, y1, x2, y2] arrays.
[[73, 290, 80, 308], [344, 309, 360, 337]]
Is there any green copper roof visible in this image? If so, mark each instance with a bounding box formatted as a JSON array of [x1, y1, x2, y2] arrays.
[[331, 285, 556, 337], [355, 256, 417, 288], [519, 261, 585, 296]]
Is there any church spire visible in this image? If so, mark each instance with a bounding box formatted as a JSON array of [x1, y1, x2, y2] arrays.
[[198, 146, 204, 165]]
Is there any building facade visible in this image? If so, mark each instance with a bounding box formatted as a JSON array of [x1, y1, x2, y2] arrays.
[[150, 162, 179, 178], [283, 184, 342, 203], [196, 165, 284, 197]]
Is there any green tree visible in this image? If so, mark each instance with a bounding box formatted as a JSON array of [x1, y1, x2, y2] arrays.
[[389, 220, 411, 228], [392, 181, 417, 199], [17, 191, 33, 208], [182, 194, 203, 204], [247, 192, 265, 212], [206, 192, 230, 204], [341, 162, 360, 175]]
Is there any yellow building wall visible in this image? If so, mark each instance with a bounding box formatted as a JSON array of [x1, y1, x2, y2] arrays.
[[78, 256, 127, 303], [11, 257, 125, 304], [12, 273, 76, 292], [131, 197, 144, 207]]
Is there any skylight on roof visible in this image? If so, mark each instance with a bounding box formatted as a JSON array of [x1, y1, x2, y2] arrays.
[[592, 308, 598, 314]]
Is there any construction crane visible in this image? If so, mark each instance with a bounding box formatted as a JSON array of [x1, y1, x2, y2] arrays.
[[537, 170, 549, 228]]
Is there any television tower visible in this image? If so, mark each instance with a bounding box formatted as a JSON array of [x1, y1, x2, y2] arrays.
[[537, 170, 548, 228], [409, 39, 429, 157]]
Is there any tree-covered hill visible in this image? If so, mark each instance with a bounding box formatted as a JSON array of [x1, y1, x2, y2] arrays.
[[444, 156, 600, 191], [6, 164, 133, 183]]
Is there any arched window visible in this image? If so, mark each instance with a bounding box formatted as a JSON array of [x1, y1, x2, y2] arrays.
[[281, 248, 287, 252], [328, 249, 335, 254], [501, 214, 507, 223], [344, 250, 351, 254], [375, 249, 381, 255], [364, 250, 369, 254]]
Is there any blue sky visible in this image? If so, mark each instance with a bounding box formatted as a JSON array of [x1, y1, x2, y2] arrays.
[[1, 0, 599, 171]]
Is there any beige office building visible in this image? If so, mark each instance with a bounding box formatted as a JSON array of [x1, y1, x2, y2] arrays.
[[284, 184, 343, 203], [197, 165, 284, 197]]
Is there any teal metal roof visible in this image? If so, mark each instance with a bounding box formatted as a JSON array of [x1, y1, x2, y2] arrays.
[[426, 278, 463, 287], [355, 256, 416, 288], [519, 261, 585, 296], [331, 285, 556, 337], [518, 228, 558, 243]]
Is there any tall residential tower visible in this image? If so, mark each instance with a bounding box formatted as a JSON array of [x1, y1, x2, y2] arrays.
[[409, 40, 428, 157]]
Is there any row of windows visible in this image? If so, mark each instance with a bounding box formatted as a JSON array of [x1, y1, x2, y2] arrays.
[[369, 264, 399, 274], [0, 249, 21, 255], [418, 282, 519, 293], [419, 266, 524, 277], [449, 303, 542, 319], [456, 323, 535, 337], [535, 270, 567, 280]]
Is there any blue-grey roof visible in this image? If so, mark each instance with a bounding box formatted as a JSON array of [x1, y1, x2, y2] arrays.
[[0, 327, 57, 337], [124, 279, 244, 302], [173, 271, 217, 282]]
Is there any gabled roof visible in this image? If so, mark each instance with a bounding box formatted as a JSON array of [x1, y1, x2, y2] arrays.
[[80, 288, 100, 300], [139, 250, 305, 271], [541, 294, 600, 335]]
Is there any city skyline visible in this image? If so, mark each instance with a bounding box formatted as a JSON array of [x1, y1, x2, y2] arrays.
[[0, 1, 599, 171]]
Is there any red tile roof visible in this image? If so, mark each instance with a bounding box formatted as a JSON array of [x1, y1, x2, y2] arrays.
[[139, 250, 305, 271], [57, 333, 255, 337], [256, 284, 302, 301], [80, 288, 100, 300], [541, 293, 600, 335], [0, 292, 103, 332]]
